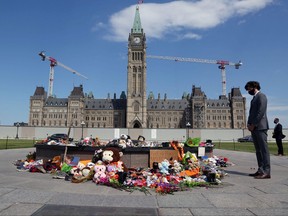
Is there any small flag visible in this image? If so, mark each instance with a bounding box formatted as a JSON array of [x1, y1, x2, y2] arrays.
[[138, 0, 143, 4]]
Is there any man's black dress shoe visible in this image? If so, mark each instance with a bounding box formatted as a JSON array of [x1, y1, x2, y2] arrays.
[[254, 174, 271, 179], [248, 171, 261, 177]]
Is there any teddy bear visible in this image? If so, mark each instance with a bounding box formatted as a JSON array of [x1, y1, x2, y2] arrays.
[[93, 161, 107, 184], [171, 159, 183, 174], [117, 134, 133, 148], [158, 159, 170, 175], [102, 148, 125, 167], [101, 147, 128, 181]]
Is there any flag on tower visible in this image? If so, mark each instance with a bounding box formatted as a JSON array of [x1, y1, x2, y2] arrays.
[[138, 0, 143, 4]]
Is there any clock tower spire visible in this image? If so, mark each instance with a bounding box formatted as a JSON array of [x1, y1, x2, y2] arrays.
[[126, 5, 147, 128]]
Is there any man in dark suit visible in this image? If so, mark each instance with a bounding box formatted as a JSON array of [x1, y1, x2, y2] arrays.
[[245, 81, 271, 179], [273, 118, 284, 156]]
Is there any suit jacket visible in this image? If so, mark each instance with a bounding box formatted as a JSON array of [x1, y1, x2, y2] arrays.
[[274, 123, 283, 139], [247, 91, 269, 130]]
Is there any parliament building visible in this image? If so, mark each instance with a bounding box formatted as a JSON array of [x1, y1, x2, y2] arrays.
[[29, 6, 246, 129]]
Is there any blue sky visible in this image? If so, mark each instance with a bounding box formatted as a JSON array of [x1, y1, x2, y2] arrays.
[[0, 0, 287, 128]]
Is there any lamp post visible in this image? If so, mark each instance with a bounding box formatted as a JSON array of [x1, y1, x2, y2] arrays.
[[81, 121, 85, 140], [186, 122, 191, 140], [15, 122, 20, 139]]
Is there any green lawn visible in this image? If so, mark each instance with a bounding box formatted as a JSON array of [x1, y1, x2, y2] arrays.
[[1, 139, 287, 156], [214, 141, 288, 155], [0, 139, 38, 150]]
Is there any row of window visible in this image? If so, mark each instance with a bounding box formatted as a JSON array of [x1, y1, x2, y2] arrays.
[[31, 120, 110, 128], [132, 52, 143, 61], [45, 102, 68, 106], [206, 115, 230, 121], [85, 105, 113, 109], [207, 103, 229, 107], [85, 116, 107, 121]]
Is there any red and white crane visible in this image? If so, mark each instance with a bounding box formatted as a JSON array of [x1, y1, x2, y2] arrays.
[[39, 51, 88, 97], [146, 55, 242, 96]]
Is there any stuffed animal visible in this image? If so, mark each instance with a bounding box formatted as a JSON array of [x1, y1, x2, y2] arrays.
[[170, 140, 184, 161], [93, 161, 107, 183], [70, 167, 82, 176], [171, 160, 183, 174], [51, 155, 61, 170], [118, 134, 133, 148], [118, 139, 127, 149], [82, 167, 91, 178], [86, 162, 95, 169], [92, 149, 103, 163], [70, 167, 82, 177], [101, 147, 128, 181], [77, 162, 85, 170], [70, 162, 85, 177], [158, 159, 170, 174], [102, 148, 124, 165]]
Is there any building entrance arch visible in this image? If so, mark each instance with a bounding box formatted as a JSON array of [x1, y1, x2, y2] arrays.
[[133, 120, 142, 128]]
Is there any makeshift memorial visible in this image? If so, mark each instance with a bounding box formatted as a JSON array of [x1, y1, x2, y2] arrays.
[[16, 138, 230, 195]]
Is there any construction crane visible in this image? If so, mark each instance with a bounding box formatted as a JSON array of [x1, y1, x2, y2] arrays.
[[146, 55, 242, 96], [39, 51, 88, 97]]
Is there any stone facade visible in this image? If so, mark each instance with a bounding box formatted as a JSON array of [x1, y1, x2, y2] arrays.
[[29, 6, 246, 129]]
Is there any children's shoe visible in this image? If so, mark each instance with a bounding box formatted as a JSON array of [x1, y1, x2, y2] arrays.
[[36, 165, 47, 173], [52, 171, 67, 179]]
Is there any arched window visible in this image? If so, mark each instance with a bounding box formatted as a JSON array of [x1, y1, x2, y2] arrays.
[[134, 103, 139, 112]]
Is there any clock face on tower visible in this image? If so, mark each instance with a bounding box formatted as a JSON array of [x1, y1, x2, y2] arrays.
[[133, 37, 141, 44]]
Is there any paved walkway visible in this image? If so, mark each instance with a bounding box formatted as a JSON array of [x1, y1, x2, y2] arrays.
[[0, 148, 287, 215]]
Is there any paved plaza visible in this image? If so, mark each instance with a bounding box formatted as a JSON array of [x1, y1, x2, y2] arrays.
[[0, 147, 287, 215]]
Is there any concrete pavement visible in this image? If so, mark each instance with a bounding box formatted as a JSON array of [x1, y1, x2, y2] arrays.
[[0, 147, 287, 215]]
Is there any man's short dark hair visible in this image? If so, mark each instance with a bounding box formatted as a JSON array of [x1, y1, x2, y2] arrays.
[[245, 81, 261, 90]]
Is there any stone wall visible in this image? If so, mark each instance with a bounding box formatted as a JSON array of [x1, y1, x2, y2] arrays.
[[1, 125, 286, 142]]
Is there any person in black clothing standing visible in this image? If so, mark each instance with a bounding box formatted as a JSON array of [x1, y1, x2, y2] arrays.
[[273, 118, 285, 156], [245, 81, 271, 179]]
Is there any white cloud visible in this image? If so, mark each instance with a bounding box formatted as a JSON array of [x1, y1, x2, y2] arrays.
[[101, 0, 275, 41], [182, 32, 202, 40], [91, 22, 106, 32]]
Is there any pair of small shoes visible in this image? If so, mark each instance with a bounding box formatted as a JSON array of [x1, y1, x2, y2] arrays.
[[248, 171, 261, 177], [254, 174, 271, 179], [17, 168, 29, 172], [52, 171, 68, 179]]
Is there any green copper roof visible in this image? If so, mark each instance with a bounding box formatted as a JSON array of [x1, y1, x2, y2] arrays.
[[132, 6, 142, 33]]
